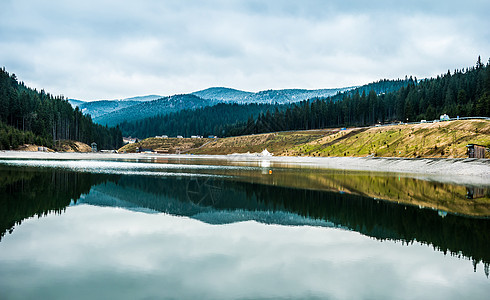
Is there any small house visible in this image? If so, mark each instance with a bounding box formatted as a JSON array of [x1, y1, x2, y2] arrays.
[[466, 187, 486, 199], [466, 144, 488, 158], [122, 137, 137, 144], [100, 150, 117, 153], [91, 142, 97, 152]]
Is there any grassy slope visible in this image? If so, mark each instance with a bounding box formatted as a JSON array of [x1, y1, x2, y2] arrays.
[[190, 119, 490, 158], [117, 119, 489, 158], [118, 137, 211, 153], [113, 119, 490, 217], [192, 130, 329, 155]]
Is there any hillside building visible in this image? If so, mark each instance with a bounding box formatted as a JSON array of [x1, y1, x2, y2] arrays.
[[440, 114, 450, 121], [466, 144, 488, 158]]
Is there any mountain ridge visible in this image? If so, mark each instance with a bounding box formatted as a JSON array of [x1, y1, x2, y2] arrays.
[[83, 86, 357, 126], [94, 94, 218, 126], [192, 86, 356, 104], [69, 79, 413, 128]]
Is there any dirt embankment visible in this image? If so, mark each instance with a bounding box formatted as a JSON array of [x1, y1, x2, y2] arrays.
[[16, 140, 92, 152], [118, 137, 211, 153], [191, 131, 330, 155], [118, 119, 489, 158], [193, 119, 490, 158]]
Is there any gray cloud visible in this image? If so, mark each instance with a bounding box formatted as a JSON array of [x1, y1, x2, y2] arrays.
[[0, 0, 489, 99]]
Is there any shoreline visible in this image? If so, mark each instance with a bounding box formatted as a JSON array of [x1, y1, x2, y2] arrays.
[[0, 151, 489, 186]]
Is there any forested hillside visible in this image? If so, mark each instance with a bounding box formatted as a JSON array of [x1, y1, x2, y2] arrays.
[[191, 87, 253, 102], [119, 77, 411, 138], [95, 94, 218, 126], [192, 87, 354, 103], [0, 67, 122, 150], [227, 58, 490, 136], [77, 100, 142, 118], [119, 103, 277, 138], [94, 87, 354, 126]]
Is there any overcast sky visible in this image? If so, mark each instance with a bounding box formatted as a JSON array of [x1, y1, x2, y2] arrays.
[[1, 0, 489, 100]]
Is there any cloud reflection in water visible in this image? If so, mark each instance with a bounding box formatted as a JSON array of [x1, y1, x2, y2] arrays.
[[0, 205, 488, 300]]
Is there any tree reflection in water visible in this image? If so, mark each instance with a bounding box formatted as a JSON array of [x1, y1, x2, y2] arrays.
[[1, 165, 488, 277]]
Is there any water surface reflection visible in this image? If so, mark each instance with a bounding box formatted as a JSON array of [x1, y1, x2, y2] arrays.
[[3, 205, 489, 299], [1, 163, 489, 279]]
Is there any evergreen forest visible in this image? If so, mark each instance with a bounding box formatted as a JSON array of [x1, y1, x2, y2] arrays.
[[2, 58, 489, 146], [120, 58, 490, 138], [119, 102, 278, 138], [0, 67, 123, 150], [119, 78, 411, 138], [229, 58, 490, 136]]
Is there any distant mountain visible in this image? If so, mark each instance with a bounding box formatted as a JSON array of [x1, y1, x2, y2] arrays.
[[70, 88, 354, 126], [67, 99, 85, 108], [94, 94, 217, 126], [78, 100, 143, 118], [68, 95, 163, 118], [75, 83, 402, 127], [192, 87, 354, 104], [192, 87, 253, 102], [122, 95, 163, 102]]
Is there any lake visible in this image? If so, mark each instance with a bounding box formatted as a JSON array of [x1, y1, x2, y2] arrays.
[[0, 155, 489, 299]]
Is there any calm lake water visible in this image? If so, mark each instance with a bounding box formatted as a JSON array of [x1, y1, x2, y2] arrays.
[[0, 156, 489, 299]]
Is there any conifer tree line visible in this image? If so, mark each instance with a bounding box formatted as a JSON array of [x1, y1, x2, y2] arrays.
[[119, 78, 411, 138], [119, 102, 277, 138], [0, 67, 123, 150], [226, 57, 490, 136], [120, 57, 489, 139]]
